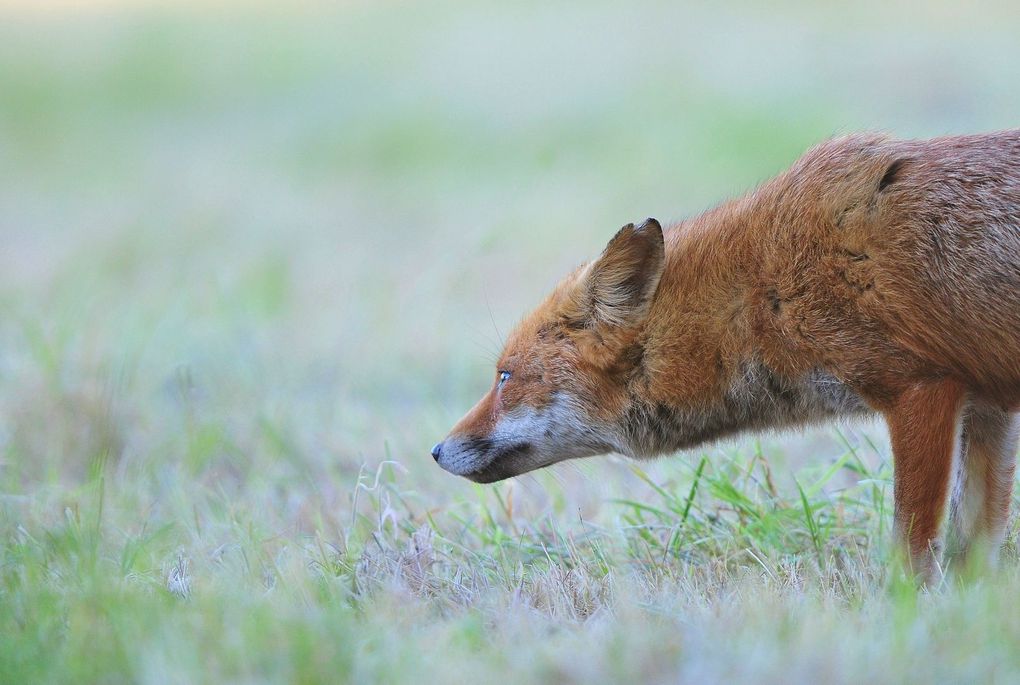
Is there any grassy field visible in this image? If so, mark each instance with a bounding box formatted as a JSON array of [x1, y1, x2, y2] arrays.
[[2, 1, 1020, 682]]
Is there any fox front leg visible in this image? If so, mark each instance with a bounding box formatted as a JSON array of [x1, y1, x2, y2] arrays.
[[884, 380, 966, 584]]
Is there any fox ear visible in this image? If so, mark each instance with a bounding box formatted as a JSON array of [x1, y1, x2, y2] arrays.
[[577, 218, 665, 329]]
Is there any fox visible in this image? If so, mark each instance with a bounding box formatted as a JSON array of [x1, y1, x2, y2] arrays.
[[432, 130, 1020, 581]]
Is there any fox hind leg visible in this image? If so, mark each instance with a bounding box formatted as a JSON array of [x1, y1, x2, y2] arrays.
[[946, 403, 1019, 570]]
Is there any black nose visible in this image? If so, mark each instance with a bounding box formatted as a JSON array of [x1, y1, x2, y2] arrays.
[[431, 442, 443, 461]]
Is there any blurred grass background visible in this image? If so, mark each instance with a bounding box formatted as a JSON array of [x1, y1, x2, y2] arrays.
[[2, 1, 1020, 682]]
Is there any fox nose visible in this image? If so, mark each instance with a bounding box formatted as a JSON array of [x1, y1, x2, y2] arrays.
[[431, 442, 443, 461]]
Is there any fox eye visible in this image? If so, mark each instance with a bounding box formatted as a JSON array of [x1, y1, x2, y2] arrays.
[[497, 371, 511, 388]]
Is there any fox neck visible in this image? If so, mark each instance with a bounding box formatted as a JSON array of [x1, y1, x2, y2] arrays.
[[621, 361, 868, 456], [617, 199, 869, 457]]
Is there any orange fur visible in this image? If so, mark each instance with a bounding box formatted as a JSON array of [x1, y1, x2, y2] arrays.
[[435, 130, 1020, 580], [886, 380, 965, 577]]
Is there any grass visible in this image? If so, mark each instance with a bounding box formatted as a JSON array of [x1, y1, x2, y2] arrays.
[[2, 1, 1020, 682]]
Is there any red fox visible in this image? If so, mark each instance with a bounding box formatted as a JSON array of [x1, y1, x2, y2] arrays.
[[432, 131, 1020, 580]]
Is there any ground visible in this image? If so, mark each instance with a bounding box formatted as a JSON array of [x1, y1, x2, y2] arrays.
[[2, 1, 1020, 682]]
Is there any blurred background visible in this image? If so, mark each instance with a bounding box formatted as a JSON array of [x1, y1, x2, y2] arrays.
[[2, 0, 1019, 530]]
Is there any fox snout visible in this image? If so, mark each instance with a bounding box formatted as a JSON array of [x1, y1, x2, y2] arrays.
[[431, 433, 536, 483], [433, 393, 622, 482]]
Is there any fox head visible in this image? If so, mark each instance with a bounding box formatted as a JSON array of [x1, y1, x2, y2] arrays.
[[433, 219, 666, 482]]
